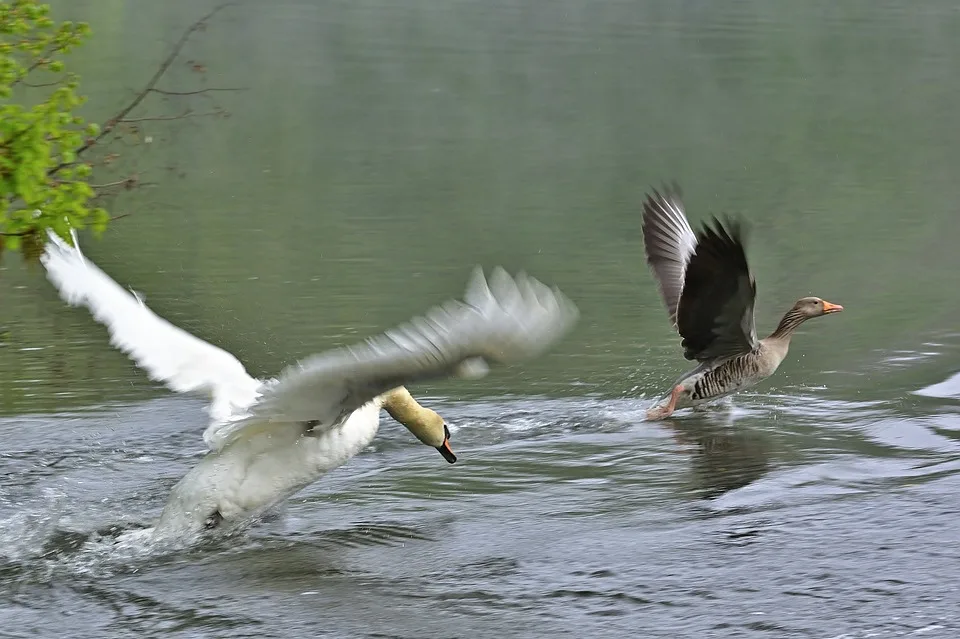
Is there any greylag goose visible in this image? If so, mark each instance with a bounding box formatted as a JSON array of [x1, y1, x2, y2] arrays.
[[641, 185, 843, 420], [41, 230, 579, 539]]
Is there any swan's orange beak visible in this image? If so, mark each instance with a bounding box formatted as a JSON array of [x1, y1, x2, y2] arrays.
[[436, 425, 457, 464], [822, 301, 844, 314]]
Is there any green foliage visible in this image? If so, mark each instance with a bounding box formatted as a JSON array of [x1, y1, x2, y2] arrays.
[[0, 0, 109, 259]]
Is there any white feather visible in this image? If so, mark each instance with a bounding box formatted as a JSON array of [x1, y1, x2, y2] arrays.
[[40, 230, 262, 424]]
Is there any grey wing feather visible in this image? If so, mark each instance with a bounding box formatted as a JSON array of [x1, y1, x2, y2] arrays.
[[641, 185, 697, 326], [203, 267, 578, 450]]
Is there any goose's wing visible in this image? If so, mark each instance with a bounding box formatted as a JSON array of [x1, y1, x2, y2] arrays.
[[204, 267, 579, 450], [675, 217, 758, 362], [41, 230, 261, 422], [641, 184, 697, 326]]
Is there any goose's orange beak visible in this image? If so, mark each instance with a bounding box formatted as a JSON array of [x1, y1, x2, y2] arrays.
[[822, 301, 844, 314]]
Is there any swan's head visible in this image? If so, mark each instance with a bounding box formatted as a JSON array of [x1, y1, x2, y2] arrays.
[[382, 387, 457, 464]]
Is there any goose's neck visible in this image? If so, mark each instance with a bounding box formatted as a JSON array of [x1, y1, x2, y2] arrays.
[[768, 308, 808, 342]]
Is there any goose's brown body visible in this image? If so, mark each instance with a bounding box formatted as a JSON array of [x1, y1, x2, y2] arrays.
[[640, 185, 843, 419]]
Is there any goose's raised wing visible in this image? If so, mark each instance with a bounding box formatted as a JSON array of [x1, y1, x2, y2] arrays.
[[41, 230, 261, 422], [203, 267, 578, 450], [675, 217, 758, 362], [641, 185, 697, 326]]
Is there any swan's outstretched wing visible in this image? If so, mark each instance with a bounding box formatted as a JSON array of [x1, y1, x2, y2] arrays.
[[41, 230, 261, 422], [204, 267, 578, 450]]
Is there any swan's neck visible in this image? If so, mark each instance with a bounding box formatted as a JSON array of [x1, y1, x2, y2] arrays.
[[381, 387, 423, 424], [381, 386, 444, 447]]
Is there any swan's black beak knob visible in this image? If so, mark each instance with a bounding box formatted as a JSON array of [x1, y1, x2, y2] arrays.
[[436, 424, 457, 464]]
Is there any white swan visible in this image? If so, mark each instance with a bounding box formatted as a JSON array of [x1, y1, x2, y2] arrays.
[[41, 230, 578, 539]]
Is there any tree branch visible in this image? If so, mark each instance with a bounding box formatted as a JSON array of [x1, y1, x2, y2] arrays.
[[150, 87, 246, 96], [9, 45, 61, 88], [117, 109, 224, 123], [0, 212, 132, 237], [46, 1, 237, 176], [20, 75, 68, 88], [89, 179, 133, 189], [89, 177, 156, 190]]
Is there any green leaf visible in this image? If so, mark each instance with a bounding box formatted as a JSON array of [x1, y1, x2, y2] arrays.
[[0, 1, 111, 255]]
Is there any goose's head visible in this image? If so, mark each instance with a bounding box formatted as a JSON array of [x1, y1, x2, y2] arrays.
[[382, 387, 457, 464], [794, 296, 844, 318]]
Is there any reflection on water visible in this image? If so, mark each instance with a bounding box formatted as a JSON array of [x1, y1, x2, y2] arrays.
[[667, 411, 773, 500]]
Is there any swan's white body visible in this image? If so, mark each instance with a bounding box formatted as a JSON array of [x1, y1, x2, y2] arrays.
[[41, 230, 578, 539], [156, 402, 382, 537]]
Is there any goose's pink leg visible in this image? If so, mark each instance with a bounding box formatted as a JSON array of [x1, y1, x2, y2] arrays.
[[646, 385, 684, 421]]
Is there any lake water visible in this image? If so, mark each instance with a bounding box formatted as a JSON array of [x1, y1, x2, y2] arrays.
[[2, 0, 960, 636]]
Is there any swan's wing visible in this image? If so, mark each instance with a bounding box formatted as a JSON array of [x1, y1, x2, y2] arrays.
[[641, 184, 697, 327], [675, 217, 758, 362], [204, 267, 578, 450], [41, 230, 261, 422]]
